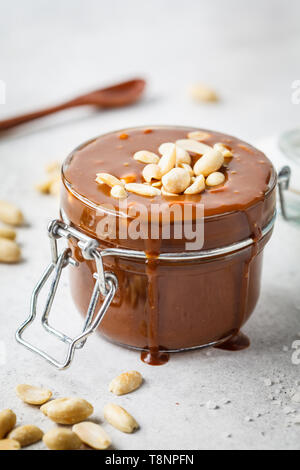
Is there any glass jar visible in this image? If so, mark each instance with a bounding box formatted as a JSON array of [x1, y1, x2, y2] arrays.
[[16, 126, 277, 368]]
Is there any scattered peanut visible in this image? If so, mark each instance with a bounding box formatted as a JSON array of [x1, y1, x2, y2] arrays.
[[0, 201, 24, 226], [0, 439, 20, 450], [111, 185, 128, 199], [49, 179, 60, 196], [162, 168, 190, 194], [95, 173, 124, 188], [213, 143, 233, 157], [133, 151, 160, 164], [206, 171, 225, 186], [176, 139, 212, 156], [16, 384, 52, 406], [103, 403, 139, 434], [184, 175, 206, 195], [158, 144, 176, 176], [187, 131, 211, 141], [36, 161, 60, 196], [152, 181, 162, 188], [45, 161, 61, 174], [0, 238, 21, 263], [142, 164, 161, 183], [41, 397, 93, 425], [193, 149, 224, 177], [0, 227, 16, 240], [72, 422, 111, 450], [125, 183, 161, 197], [0, 409, 16, 439], [43, 428, 82, 450], [35, 175, 59, 195], [189, 83, 219, 102], [109, 371, 143, 396], [8, 425, 43, 447]]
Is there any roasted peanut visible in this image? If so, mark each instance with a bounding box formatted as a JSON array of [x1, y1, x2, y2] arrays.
[[111, 185, 128, 199], [0, 238, 21, 263], [0, 439, 20, 450], [109, 371, 143, 396], [0, 409, 16, 439], [187, 131, 211, 141], [193, 149, 224, 177], [189, 83, 218, 102], [49, 179, 60, 196], [158, 143, 191, 166], [142, 164, 161, 183], [0, 201, 24, 226], [158, 144, 176, 176], [213, 143, 233, 158], [41, 397, 93, 425], [95, 173, 124, 188], [125, 183, 161, 197], [35, 174, 59, 194], [161, 187, 179, 197], [16, 384, 52, 406], [162, 168, 190, 194], [43, 428, 82, 450], [133, 151, 160, 164], [206, 171, 225, 186], [176, 139, 212, 156], [177, 162, 194, 177], [8, 425, 43, 447], [0, 227, 16, 240], [103, 403, 139, 434], [45, 161, 61, 174], [184, 175, 206, 195], [72, 422, 111, 450]]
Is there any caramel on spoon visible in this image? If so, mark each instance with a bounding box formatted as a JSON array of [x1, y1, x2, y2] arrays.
[[0, 78, 146, 131]]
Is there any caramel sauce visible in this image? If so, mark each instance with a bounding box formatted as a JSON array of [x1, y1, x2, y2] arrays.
[[141, 349, 169, 365], [215, 331, 250, 351], [63, 126, 276, 363]]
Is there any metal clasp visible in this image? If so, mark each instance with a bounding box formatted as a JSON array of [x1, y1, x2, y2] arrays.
[[16, 220, 118, 370], [278, 166, 291, 220]]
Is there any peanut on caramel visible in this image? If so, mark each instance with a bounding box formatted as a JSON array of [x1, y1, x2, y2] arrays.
[[95, 132, 230, 198]]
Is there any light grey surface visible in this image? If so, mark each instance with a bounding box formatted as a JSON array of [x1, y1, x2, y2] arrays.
[[0, 0, 300, 450]]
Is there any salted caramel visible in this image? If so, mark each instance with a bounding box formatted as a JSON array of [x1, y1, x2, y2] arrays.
[[61, 126, 276, 364]]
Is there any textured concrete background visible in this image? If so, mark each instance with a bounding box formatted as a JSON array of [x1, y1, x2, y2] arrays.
[[0, 0, 300, 450]]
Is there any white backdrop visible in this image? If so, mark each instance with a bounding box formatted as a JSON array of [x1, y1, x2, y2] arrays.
[[0, 0, 300, 451]]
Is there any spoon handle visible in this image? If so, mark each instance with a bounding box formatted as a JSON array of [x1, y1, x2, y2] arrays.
[[0, 98, 82, 131]]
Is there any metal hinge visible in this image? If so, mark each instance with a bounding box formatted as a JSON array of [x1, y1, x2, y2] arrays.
[[15, 219, 118, 370]]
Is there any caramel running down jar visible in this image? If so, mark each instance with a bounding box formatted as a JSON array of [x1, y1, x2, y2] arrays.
[[16, 126, 277, 368]]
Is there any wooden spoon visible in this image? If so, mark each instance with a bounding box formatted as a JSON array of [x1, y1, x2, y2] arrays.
[[0, 78, 146, 131]]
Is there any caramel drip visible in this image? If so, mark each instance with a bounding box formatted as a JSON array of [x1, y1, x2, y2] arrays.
[[141, 238, 169, 365], [215, 202, 264, 352]]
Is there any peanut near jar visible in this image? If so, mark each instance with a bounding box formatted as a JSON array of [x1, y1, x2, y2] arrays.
[[16, 126, 277, 368]]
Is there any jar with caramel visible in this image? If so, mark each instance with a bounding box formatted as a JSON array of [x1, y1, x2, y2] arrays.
[[16, 126, 277, 368]]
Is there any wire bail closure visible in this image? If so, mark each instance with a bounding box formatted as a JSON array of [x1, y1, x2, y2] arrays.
[[278, 166, 291, 220], [15, 219, 118, 370]]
